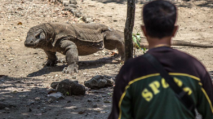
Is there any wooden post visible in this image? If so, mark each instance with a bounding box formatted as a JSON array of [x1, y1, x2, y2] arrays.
[[124, 0, 135, 61]]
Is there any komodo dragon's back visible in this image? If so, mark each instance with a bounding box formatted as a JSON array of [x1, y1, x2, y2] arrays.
[[72, 23, 110, 42], [52, 23, 110, 44]]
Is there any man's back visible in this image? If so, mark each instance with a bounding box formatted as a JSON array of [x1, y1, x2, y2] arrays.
[[108, 1, 213, 118], [109, 47, 213, 119]]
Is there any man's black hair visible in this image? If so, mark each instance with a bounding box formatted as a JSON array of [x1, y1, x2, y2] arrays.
[[142, 0, 177, 39]]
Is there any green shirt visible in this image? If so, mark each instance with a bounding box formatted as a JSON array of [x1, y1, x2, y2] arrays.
[[108, 47, 213, 119]]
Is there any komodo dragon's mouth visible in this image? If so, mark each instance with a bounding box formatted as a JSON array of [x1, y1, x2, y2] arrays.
[[25, 43, 38, 48], [24, 39, 40, 48]]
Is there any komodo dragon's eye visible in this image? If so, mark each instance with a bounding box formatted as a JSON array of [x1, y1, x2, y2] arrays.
[[35, 34, 40, 39], [35, 32, 45, 39]]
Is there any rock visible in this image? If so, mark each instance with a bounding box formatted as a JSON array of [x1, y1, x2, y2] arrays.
[[78, 110, 85, 114], [113, 19, 118, 22], [47, 98, 55, 103], [92, 104, 98, 108], [29, 108, 32, 112], [27, 100, 35, 105], [47, 92, 64, 99], [87, 99, 92, 102], [0, 103, 15, 110], [85, 17, 93, 23], [5, 107, 10, 111], [68, 4, 77, 8], [56, 79, 85, 96], [63, 0, 69, 6], [51, 82, 59, 89], [66, 8, 82, 17], [84, 75, 114, 89], [35, 97, 41, 101], [69, 0, 77, 4], [104, 100, 111, 103]]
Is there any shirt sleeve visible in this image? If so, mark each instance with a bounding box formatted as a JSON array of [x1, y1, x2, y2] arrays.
[[201, 72, 213, 104], [108, 62, 132, 119], [197, 71, 213, 119]]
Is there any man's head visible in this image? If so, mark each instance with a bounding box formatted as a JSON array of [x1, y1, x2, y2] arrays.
[[141, 0, 178, 39]]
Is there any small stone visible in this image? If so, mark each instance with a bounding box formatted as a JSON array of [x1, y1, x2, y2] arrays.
[[84, 75, 115, 89], [92, 104, 98, 108], [104, 100, 111, 103], [87, 99, 92, 102], [78, 110, 85, 114], [85, 18, 93, 23], [47, 92, 64, 99], [35, 97, 41, 101], [5, 107, 10, 111], [19, 95, 27, 98], [68, 4, 77, 8], [63, 1, 69, 6], [95, 100, 100, 102], [69, 0, 77, 4], [47, 98, 55, 103], [105, 52, 109, 55], [113, 19, 118, 22], [27, 101, 35, 105]]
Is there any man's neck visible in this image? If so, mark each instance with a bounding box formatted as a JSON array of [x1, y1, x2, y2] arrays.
[[147, 36, 172, 49]]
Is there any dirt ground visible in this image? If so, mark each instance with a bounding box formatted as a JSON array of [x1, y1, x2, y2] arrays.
[[0, 0, 213, 119]]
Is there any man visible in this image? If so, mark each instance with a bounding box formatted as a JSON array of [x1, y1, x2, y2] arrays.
[[108, 0, 213, 119]]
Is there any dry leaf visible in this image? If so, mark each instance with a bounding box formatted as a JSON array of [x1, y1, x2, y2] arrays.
[[17, 22, 22, 25], [111, 52, 118, 56], [17, 8, 24, 11]]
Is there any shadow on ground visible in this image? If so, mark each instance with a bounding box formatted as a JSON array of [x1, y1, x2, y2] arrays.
[[196, 1, 213, 8], [86, 0, 151, 4], [27, 57, 120, 77], [0, 76, 113, 119]]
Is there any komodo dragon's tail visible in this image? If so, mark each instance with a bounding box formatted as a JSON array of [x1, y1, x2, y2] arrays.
[[138, 40, 213, 48]]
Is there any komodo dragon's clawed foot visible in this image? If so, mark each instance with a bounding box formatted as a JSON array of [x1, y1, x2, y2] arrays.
[[62, 64, 78, 74], [43, 59, 58, 66], [112, 54, 124, 62]]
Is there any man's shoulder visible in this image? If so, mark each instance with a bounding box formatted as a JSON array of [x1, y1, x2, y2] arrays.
[[170, 48, 204, 65], [150, 47, 202, 64]]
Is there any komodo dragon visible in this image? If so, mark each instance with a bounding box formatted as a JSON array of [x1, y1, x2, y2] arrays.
[[24, 23, 124, 74], [25, 23, 213, 74]]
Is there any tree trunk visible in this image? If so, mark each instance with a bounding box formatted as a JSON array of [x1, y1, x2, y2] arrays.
[[124, 0, 135, 62]]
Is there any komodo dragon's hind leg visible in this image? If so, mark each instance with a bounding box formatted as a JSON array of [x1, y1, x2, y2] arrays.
[[60, 40, 78, 74], [43, 50, 58, 66]]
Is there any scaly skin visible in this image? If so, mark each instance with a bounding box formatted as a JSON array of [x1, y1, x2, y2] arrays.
[[24, 23, 125, 74]]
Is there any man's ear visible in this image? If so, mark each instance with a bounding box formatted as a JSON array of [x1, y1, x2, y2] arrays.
[[172, 25, 179, 37], [141, 25, 147, 37]]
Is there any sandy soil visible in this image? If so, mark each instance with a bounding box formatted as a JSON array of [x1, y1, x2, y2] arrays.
[[0, 0, 213, 118]]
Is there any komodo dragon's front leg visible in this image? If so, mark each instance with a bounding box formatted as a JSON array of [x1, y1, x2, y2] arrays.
[[43, 50, 58, 66], [104, 30, 125, 61], [60, 40, 78, 74]]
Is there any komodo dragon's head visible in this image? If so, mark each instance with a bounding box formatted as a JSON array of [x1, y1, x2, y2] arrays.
[[25, 23, 54, 48]]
